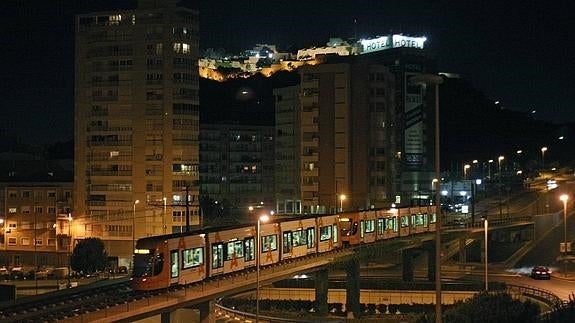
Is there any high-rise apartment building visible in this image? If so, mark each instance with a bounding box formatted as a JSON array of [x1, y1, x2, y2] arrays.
[[273, 85, 301, 214], [199, 124, 275, 215], [293, 59, 396, 214], [365, 48, 436, 206], [74, 0, 199, 266]]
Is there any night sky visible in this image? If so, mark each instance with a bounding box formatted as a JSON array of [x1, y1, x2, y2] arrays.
[[0, 0, 573, 145]]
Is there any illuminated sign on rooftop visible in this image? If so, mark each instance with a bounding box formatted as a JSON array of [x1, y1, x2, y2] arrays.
[[360, 35, 426, 54]]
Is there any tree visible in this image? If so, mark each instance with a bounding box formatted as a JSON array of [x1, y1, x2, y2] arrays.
[[70, 237, 108, 274]]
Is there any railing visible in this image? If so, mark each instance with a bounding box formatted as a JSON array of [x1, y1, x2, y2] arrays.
[[214, 303, 344, 323], [506, 283, 564, 315], [443, 215, 534, 231]]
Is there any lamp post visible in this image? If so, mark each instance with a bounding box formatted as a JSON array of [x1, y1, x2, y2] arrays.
[[483, 216, 488, 291], [560, 194, 569, 277], [410, 73, 443, 323], [132, 200, 139, 252], [34, 207, 38, 295], [464, 164, 471, 179], [162, 197, 167, 235], [498, 156, 504, 221], [256, 214, 270, 322], [339, 194, 346, 212], [0, 218, 4, 248], [541, 147, 548, 170], [67, 213, 72, 286], [488, 159, 494, 179]]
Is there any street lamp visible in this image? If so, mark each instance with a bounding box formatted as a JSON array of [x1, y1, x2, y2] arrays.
[[410, 73, 443, 323], [488, 159, 494, 179], [67, 213, 73, 286], [0, 218, 4, 248], [498, 156, 504, 220], [339, 194, 346, 212], [483, 216, 488, 291], [560, 194, 569, 277], [132, 200, 139, 252], [162, 197, 167, 235], [464, 164, 471, 179], [256, 213, 270, 322], [541, 147, 548, 170]]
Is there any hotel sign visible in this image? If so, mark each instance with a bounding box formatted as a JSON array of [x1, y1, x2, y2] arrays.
[[360, 35, 426, 54]]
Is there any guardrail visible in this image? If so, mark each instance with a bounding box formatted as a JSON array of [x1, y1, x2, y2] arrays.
[[214, 303, 344, 323], [506, 283, 563, 310], [443, 215, 534, 231]]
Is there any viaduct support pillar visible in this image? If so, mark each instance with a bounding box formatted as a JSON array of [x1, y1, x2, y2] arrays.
[[198, 300, 215, 323], [402, 249, 414, 281], [345, 258, 360, 319], [314, 268, 329, 316]]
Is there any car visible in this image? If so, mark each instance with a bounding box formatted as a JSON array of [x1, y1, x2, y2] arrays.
[[531, 266, 551, 279]]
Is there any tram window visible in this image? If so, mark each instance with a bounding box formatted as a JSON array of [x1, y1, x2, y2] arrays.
[[212, 243, 224, 269], [365, 219, 375, 233], [306, 228, 315, 249], [261, 234, 277, 252], [320, 225, 332, 241], [244, 237, 255, 261], [293, 229, 307, 247], [386, 217, 397, 231], [332, 224, 338, 243], [225, 241, 244, 260], [182, 247, 203, 269], [283, 231, 292, 253], [153, 253, 164, 275], [170, 250, 179, 278], [377, 218, 385, 235], [400, 216, 409, 228]]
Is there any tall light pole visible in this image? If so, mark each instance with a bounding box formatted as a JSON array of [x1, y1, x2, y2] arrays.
[[410, 73, 443, 323], [483, 216, 488, 291], [132, 200, 139, 252], [34, 207, 38, 295], [67, 213, 72, 286], [464, 164, 471, 179], [560, 194, 569, 277], [541, 147, 548, 170], [498, 156, 504, 221], [339, 194, 346, 212], [256, 213, 270, 322], [162, 197, 167, 235], [488, 159, 494, 179]]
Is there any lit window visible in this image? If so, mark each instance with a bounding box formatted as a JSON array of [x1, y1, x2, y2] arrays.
[[8, 207, 17, 213]]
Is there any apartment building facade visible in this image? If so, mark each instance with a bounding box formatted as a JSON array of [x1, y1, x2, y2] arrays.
[[74, 0, 200, 266], [294, 59, 396, 214], [199, 124, 275, 217], [0, 183, 73, 269]]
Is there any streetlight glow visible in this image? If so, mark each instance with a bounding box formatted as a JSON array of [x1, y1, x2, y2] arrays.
[[132, 200, 140, 253], [67, 213, 73, 286], [560, 194, 569, 277], [339, 194, 347, 212], [464, 164, 471, 179], [541, 147, 548, 169]]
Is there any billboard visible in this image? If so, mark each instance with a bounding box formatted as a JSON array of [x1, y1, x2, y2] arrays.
[[360, 35, 426, 54]]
